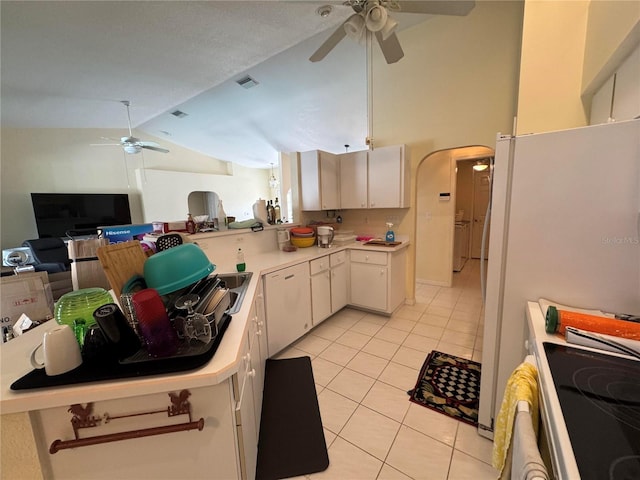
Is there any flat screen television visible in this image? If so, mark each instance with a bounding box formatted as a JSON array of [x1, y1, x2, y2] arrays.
[[30, 193, 132, 238]]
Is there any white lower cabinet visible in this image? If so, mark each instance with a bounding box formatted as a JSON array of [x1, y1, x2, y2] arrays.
[[32, 382, 241, 480], [349, 248, 406, 314], [310, 251, 348, 326], [31, 286, 270, 480], [234, 279, 268, 480]]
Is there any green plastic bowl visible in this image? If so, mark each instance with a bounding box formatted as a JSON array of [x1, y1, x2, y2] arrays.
[[144, 243, 215, 295]]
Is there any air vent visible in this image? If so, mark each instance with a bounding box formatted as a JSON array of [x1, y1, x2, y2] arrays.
[[171, 110, 188, 118], [236, 75, 259, 89]]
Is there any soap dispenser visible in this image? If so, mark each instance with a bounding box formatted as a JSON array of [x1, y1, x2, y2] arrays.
[[236, 248, 246, 272], [385, 223, 395, 242]]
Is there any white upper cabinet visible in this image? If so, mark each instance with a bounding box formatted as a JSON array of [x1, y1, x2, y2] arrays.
[[340, 150, 368, 209], [300, 150, 340, 211], [300, 145, 409, 211], [368, 145, 410, 208]]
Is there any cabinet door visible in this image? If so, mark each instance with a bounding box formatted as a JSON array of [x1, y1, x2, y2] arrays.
[[368, 145, 409, 208], [319, 151, 340, 210], [300, 150, 321, 210], [331, 261, 348, 313], [350, 262, 387, 311], [249, 281, 267, 433], [340, 150, 368, 209], [299, 150, 339, 211], [311, 270, 332, 325], [235, 363, 258, 480]]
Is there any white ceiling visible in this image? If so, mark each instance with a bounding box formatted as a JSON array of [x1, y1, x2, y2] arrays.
[[1, 1, 434, 168]]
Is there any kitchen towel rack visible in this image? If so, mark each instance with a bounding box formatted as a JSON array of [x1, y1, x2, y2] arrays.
[[49, 389, 204, 454]]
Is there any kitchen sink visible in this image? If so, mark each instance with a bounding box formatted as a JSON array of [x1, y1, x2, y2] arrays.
[[216, 272, 252, 314]]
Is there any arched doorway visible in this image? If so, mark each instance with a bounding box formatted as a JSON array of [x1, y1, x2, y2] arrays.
[[414, 145, 494, 288]]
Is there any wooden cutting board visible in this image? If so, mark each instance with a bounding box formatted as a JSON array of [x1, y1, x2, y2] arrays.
[[96, 240, 147, 298], [364, 240, 402, 247]]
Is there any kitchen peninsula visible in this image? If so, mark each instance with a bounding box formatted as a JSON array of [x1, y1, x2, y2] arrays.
[[0, 226, 409, 479]]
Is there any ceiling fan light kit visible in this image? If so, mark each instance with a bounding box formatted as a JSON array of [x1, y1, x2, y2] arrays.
[[91, 100, 170, 155], [309, 0, 475, 64], [344, 14, 366, 42]]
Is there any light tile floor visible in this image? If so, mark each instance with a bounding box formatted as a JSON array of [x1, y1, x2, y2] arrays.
[[273, 259, 498, 480]]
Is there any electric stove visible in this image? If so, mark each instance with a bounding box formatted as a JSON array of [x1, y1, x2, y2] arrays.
[[543, 342, 640, 480]]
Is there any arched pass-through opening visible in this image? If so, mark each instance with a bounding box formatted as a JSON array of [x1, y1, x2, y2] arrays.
[[413, 145, 494, 289]]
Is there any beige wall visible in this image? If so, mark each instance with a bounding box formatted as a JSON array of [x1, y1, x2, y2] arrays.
[[582, 0, 640, 97], [372, 1, 524, 290], [516, 0, 640, 134], [516, 0, 591, 134], [0, 129, 268, 248]]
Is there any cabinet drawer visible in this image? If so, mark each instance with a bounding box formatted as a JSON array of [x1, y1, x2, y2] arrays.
[[310, 256, 330, 275], [350, 250, 387, 266], [330, 250, 346, 267]]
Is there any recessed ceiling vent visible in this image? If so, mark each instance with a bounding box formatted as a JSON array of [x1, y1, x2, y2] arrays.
[[236, 75, 259, 89], [171, 110, 188, 118]]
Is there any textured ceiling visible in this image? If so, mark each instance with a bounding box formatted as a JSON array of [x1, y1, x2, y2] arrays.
[[1, 1, 431, 168]]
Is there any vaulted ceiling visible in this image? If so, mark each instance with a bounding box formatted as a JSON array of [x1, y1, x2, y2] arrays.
[[1, 1, 441, 168]]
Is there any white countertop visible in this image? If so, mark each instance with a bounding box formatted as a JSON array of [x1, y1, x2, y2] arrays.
[[0, 241, 409, 414]]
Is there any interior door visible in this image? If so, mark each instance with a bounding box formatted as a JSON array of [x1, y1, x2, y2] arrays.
[[471, 170, 491, 259]]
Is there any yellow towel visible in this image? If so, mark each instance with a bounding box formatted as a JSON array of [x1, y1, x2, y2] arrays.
[[492, 362, 539, 477]]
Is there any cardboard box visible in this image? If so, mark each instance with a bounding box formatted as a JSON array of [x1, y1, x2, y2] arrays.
[[1, 272, 54, 328], [99, 224, 155, 244]]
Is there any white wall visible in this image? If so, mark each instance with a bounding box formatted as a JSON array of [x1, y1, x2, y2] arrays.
[[136, 168, 270, 223], [0, 128, 269, 248]]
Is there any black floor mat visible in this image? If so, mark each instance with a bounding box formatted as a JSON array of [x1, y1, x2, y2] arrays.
[[256, 356, 329, 480]]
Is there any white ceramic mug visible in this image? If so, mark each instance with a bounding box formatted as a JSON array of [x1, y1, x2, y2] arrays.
[[30, 325, 83, 376]]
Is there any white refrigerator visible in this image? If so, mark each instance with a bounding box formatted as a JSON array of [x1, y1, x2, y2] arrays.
[[477, 119, 640, 437]]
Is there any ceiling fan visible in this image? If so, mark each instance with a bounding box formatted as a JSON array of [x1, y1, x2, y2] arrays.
[[92, 100, 169, 154], [310, 0, 475, 64]]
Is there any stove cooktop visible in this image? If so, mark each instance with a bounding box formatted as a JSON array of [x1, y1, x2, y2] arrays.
[[543, 342, 640, 480]]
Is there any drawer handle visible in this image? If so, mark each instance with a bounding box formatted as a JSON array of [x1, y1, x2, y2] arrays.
[[50, 390, 204, 454], [285, 274, 295, 280]]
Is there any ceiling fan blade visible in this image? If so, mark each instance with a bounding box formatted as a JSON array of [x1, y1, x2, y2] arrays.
[[90, 143, 121, 147], [309, 22, 348, 62], [141, 144, 169, 154], [393, 0, 475, 16], [375, 31, 404, 64]]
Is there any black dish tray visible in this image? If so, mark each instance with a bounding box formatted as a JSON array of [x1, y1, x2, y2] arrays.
[[10, 314, 232, 391]]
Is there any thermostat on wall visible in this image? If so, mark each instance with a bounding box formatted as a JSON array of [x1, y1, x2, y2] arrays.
[[439, 193, 451, 201]]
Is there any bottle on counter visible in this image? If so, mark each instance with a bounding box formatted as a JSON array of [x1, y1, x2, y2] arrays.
[[274, 198, 281, 223], [186, 213, 196, 234], [267, 200, 276, 225], [236, 248, 246, 272], [385, 222, 395, 242]]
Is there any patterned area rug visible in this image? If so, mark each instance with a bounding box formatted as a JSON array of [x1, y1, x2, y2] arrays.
[[408, 350, 482, 426]]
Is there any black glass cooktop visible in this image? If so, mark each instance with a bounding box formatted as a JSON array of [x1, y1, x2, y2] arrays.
[[544, 342, 640, 480]]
